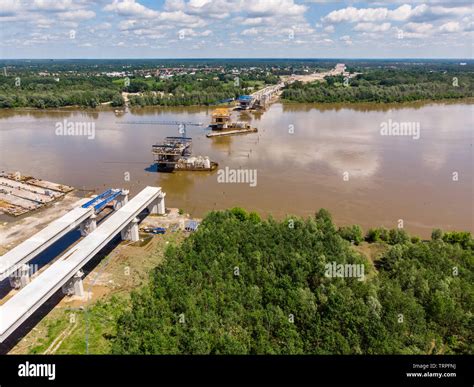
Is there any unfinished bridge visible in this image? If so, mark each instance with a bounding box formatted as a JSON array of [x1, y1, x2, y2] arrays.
[[237, 82, 286, 110], [0, 186, 165, 344]]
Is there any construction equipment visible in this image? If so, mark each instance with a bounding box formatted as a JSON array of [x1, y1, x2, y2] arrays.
[[210, 108, 231, 130], [152, 136, 193, 171], [81, 188, 124, 213]]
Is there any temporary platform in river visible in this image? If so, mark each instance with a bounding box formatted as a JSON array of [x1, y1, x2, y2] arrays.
[[208, 108, 257, 137], [152, 137, 217, 172], [0, 172, 74, 216], [206, 127, 258, 137], [210, 108, 232, 130]]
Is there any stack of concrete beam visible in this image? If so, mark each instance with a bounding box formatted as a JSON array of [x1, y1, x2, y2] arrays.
[[0, 172, 73, 216]]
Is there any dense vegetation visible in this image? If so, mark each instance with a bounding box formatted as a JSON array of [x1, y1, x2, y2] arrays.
[[2, 59, 471, 108], [282, 68, 474, 103], [0, 72, 277, 109], [112, 208, 473, 354], [0, 61, 278, 109], [0, 76, 124, 109], [126, 73, 278, 107]]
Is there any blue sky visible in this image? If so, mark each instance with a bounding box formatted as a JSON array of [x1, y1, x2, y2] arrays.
[[0, 0, 472, 58]]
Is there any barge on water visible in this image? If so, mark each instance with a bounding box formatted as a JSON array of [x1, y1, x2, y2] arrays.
[[152, 136, 217, 172], [208, 108, 257, 137], [0, 172, 74, 216], [206, 127, 258, 137]]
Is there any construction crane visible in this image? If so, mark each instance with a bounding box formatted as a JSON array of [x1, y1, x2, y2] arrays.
[[117, 120, 203, 139]]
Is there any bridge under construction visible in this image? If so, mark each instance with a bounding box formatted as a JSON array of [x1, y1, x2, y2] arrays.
[[0, 186, 166, 344]]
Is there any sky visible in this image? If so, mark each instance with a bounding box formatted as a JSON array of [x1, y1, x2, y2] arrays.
[[0, 0, 473, 59]]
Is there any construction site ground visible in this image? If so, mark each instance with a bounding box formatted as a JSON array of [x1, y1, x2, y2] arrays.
[[1, 202, 195, 354]]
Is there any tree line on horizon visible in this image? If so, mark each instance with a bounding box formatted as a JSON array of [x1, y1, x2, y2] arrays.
[[282, 68, 474, 103]]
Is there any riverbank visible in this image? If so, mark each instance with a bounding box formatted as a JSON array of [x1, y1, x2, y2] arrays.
[[1, 96, 473, 113]]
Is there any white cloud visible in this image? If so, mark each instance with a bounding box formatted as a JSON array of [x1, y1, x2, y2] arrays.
[[164, 0, 186, 11], [0, 0, 22, 16], [322, 4, 470, 24], [404, 22, 433, 34], [59, 10, 96, 21], [439, 21, 461, 33], [94, 22, 112, 30], [32, 0, 75, 12], [340, 35, 353, 45], [242, 27, 259, 36], [354, 22, 391, 32], [324, 25, 335, 33], [322, 5, 414, 24], [241, 17, 264, 26], [158, 10, 206, 27], [245, 0, 307, 17], [178, 28, 212, 37], [118, 19, 138, 31], [104, 0, 159, 18]]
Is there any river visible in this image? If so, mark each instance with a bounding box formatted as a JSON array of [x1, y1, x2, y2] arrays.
[[0, 101, 472, 238]]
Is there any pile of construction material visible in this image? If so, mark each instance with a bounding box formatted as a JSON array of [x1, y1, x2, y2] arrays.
[[0, 172, 73, 216], [175, 156, 218, 171]]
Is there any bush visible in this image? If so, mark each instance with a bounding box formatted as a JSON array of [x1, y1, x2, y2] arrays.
[[111, 94, 125, 107], [442, 231, 473, 250], [366, 227, 389, 243], [431, 229, 443, 240], [338, 225, 364, 245], [388, 229, 410, 245], [230, 207, 248, 221]]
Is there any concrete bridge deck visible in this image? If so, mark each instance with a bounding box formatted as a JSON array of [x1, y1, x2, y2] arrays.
[[0, 186, 165, 343], [0, 198, 91, 282]]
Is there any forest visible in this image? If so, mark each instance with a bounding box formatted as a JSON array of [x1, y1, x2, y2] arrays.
[[282, 68, 474, 103], [125, 74, 256, 107], [1, 60, 472, 108], [0, 71, 277, 109], [0, 75, 124, 109], [111, 208, 473, 355]]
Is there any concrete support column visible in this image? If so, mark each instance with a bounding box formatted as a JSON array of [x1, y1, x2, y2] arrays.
[[148, 193, 166, 215], [121, 217, 140, 242], [80, 213, 97, 237], [114, 190, 129, 210], [61, 270, 84, 297], [9, 264, 31, 289]]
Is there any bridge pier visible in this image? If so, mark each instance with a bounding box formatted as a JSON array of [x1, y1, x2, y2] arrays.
[[8, 264, 31, 289], [114, 190, 129, 210], [121, 217, 140, 242], [61, 270, 84, 297], [79, 213, 97, 236], [148, 192, 166, 215]]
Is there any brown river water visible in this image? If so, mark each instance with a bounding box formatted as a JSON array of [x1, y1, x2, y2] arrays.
[[0, 101, 472, 238]]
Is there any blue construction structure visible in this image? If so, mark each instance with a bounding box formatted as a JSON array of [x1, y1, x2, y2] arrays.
[[81, 189, 123, 213], [237, 95, 253, 109]]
